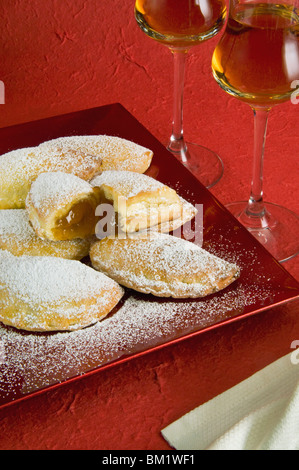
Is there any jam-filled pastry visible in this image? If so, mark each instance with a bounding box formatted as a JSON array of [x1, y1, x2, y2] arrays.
[[90, 233, 240, 298], [26, 172, 100, 241], [0, 135, 153, 210], [0, 250, 124, 332], [90, 170, 196, 234], [0, 209, 91, 260], [0, 144, 103, 210], [39, 135, 153, 174]]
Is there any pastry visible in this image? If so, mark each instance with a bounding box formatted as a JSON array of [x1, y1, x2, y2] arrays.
[[0, 250, 124, 332], [90, 233, 240, 298], [0, 209, 91, 260], [26, 172, 99, 241], [138, 197, 198, 236], [0, 135, 153, 210], [90, 170, 196, 234], [40, 135, 153, 174], [0, 144, 102, 210]]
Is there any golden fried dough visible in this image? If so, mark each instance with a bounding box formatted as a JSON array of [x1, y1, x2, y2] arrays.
[[0, 145, 102, 210], [0, 250, 124, 332], [0, 209, 91, 259], [90, 233, 240, 298], [0, 135, 153, 209], [40, 135, 153, 173]]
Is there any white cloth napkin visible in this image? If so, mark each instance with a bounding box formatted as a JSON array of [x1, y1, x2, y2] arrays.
[[161, 351, 299, 450]]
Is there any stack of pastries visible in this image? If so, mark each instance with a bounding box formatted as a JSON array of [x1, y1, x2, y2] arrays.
[[0, 135, 240, 333]]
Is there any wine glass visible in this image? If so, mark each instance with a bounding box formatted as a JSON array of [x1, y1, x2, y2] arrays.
[[212, 0, 299, 262], [134, 0, 227, 189]]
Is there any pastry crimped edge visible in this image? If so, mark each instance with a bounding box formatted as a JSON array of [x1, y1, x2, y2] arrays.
[[89, 233, 240, 299], [25, 171, 99, 241], [0, 250, 124, 332], [0, 209, 91, 260]]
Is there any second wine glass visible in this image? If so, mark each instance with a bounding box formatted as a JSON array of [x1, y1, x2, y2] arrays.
[[135, 0, 227, 188], [212, 0, 299, 262]]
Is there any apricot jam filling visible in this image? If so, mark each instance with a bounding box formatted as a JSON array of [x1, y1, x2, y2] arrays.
[[53, 200, 97, 240]]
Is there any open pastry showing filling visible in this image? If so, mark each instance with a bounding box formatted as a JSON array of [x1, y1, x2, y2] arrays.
[[0, 134, 154, 210], [0, 144, 103, 210], [90, 170, 196, 235], [52, 198, 98, 241], [26, 171, 100, 241]]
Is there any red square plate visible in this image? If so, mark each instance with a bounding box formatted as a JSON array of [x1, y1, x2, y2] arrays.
[[0, 103, 299, 409]]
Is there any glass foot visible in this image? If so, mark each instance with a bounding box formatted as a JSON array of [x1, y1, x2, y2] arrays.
[[226, 201, 299, 263], [167, 141, 224, 189]]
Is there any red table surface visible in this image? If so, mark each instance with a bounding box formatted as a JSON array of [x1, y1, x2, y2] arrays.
[[0, 0, 298, 450]]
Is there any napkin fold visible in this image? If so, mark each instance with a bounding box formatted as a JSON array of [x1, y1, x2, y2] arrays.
[[161, 351, 299, 450]]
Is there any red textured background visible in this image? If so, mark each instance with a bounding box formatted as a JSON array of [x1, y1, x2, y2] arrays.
[[0, 0, 298, 450]]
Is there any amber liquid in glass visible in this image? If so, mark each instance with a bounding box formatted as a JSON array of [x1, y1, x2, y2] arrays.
[[212, 3, 299, 105], [135, 0, 226, 47]]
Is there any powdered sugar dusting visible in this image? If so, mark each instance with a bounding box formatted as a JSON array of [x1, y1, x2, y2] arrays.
[[0, 210, 36, 241], [0, 135, 153, 209], [0, 134, 290, 403], [91, 170, 165, 198], [27, 172, 94, 218], [0, 209, 91, 260], [0, 251, 124, 332], [40, 135, 153, 164], [90, 234, 240, 298], [0, 145, 102, 184], [0, 270, 276, 397]]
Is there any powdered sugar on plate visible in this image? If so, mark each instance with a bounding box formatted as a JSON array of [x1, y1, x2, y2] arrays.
[[0, 243, 279, 398]]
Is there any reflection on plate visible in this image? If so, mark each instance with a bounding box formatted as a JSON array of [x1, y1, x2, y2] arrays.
[[0, 103, 299, 409]]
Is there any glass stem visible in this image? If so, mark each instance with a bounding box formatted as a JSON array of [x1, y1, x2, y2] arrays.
[[167, 48, 189, 157], [245, 106, 270, 220]]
